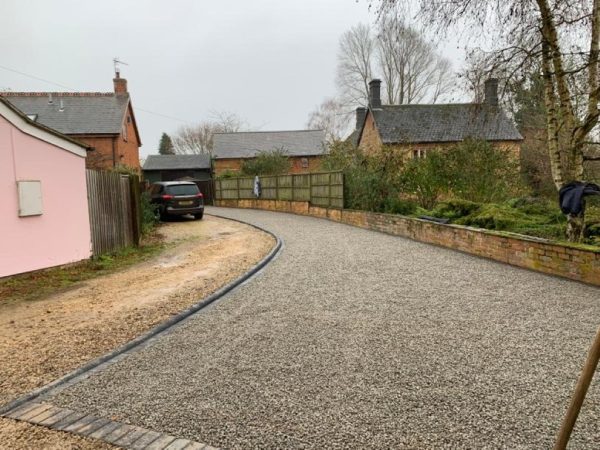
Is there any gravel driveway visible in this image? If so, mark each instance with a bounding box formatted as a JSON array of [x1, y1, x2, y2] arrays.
[[43, 207, 600, 449]]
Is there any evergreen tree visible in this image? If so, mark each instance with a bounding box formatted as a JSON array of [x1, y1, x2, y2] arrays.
[[158, 132, 175, 155]]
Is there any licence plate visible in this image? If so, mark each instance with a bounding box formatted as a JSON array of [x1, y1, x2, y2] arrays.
[[179, 201, 193, 206]]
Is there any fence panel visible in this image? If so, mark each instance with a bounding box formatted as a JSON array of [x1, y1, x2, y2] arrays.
[[86, 170, 140, 256], [215, 171, 343, 208]]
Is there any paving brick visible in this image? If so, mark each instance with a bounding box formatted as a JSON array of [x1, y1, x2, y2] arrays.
[[103, 424, 136, 444], [27, 406, 63, 424], [183, 443, 207, 450], [75, 417, 112, 436], [129, 430, 162, 449], [144, 435, 177, 450], [63, 414, 99, 432], [18, 403, 53, 421], [113, 426, 148, 446], [38, 408, 75, 426], [50, 411, 87, 430], [4, 402, 42, 419], [88, 421, 121, 440], [164, 438, 193, 450]]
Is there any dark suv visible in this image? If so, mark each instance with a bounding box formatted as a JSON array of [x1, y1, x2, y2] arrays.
[[149, 181, 204, 220]]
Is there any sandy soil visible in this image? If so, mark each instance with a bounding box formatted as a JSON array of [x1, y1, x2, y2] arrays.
[[0, 214, 275, 449]]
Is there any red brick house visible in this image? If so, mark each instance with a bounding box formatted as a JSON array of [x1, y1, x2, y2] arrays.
[[212, 130, 326, 176], [1, 73, 141, 170]]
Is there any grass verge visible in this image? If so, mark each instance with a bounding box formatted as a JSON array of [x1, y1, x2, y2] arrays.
[[0, 231, 167, 306]]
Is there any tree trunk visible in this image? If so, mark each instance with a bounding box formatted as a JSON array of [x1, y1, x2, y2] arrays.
[[566, 214, 585, 243]]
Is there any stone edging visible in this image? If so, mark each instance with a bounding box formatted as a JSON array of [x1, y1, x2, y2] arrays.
[[3, 401, 214, 449]]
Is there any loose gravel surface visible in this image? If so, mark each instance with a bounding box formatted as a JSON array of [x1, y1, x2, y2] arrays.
[[0, 214, 274, 449], [45, 207, 600, 449]]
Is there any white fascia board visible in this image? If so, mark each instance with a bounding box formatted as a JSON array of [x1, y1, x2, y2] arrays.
[[0, 102, 88, 158]]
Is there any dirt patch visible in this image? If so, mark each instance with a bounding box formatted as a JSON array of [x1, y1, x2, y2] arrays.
[[0, 214, 275, 448]]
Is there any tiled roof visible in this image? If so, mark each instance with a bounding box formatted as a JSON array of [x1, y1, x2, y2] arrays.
[[370, 104, 523, 144], [143, 154, 211, 171], [1, 92, 130, 135], [0, 96, 90, 150], [212, 130, 326, 159]]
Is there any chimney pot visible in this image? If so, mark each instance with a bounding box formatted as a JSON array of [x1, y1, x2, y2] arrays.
[[484, 78, 499, 107], [368, 79, 382, 109], [355, 107, 367, 130]]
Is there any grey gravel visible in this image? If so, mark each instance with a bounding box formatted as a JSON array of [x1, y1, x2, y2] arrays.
[[45, 207, 600, 449]]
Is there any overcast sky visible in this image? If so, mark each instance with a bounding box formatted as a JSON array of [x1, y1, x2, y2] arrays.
[[1, 0, 465, 159]]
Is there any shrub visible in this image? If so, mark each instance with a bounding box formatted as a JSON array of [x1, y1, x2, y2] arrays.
[[240, 149, 290, 175], [383, 198, 417, 215], [431, 199, 482, 220], [444, 139, 525, 203], [140, 191, 158, 235], [400, 150, 450, 209], [451, 201, 566, 240], [323, 141, 405, 212]]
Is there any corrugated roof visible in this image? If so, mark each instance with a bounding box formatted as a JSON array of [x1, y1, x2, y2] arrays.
[[212, 130, 326, 159], [371, 104, 523, 144], [143, 154, 211, 170], [1, 92, 129, 135]]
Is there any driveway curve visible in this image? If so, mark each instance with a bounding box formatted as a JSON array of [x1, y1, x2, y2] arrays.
[[45, 207, 600, 449]]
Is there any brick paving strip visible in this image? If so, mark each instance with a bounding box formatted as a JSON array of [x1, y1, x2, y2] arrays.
[[2, 401, 215, 449]]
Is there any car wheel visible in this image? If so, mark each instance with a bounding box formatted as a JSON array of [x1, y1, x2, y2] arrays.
[[193, 212, 204, 220]]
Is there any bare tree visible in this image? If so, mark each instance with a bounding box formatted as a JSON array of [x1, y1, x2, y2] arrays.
[[376, 0, 600, 241], [306, 97, 353, 141], [377, 16, 454, 104], [336, 23, 375, 106], [336, 17, 454, 107], [172, 111, 247, 155]]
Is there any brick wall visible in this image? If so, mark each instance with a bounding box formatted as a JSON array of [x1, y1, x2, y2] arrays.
[[215, 199, 600, 287]]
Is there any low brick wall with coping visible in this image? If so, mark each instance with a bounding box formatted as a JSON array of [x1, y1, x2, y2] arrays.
[[215, 199, 600, 287]]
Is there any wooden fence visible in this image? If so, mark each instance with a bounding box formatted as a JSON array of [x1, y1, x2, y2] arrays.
[[215, 171, 344, 208], [86, 170, 141, 256]]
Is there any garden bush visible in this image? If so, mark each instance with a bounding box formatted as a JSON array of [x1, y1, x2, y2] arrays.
[[383, 197, 417, 215], [323, 140, 405, 212], [140, 191, 158, 235], [240, 149, 290, 175], [400, 151, 449, 209], [444, 139, 525, 203], [431, 199, 482, 220]]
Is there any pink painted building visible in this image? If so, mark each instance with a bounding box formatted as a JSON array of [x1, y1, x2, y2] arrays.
[[0, 97, 91, 278]]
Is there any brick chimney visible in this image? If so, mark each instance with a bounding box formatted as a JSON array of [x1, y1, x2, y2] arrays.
[[113, 72, 128, 95], [484, 78, 498, 107], [356, 107, 367, 130], [368, 79, 382, 109]]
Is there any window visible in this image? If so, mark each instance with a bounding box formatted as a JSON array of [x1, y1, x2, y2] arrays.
[[166, 184, 200, 196], [412, 149, 427, 159], [301, 157, 309, 169], [122, 123, 128, 142]]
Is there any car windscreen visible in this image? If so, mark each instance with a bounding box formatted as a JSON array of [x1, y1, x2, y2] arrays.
[[165, 184, 199, 196]]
